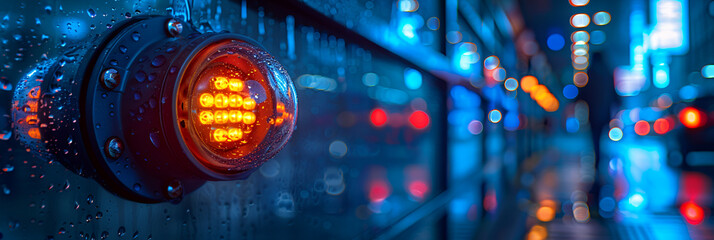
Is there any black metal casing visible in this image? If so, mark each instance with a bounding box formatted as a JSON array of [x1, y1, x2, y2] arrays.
[[17, 16, 270, 203]]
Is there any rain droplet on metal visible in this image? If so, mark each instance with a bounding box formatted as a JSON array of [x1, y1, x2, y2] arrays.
[[151, 55, 166, 67], [86, 8, 96, 18], [149, 131, 160, 148]]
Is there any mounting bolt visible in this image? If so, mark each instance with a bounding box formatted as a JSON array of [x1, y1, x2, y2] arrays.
[[166, 19, 183, 37], [167, 179, 184, 202], [104, 137, 124, 159], [101, 68, 120, 90]]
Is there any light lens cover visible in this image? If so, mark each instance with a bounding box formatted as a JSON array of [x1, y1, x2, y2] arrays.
[[178, 39, 297, 174]]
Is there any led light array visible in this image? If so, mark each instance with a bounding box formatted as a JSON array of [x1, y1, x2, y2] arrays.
[[197, 77, 258, 143]]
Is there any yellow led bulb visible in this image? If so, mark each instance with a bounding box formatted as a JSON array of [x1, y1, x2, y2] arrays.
[[199, 93, 214, 107], [213, 128, 228, 142], [243, 112, 256, 125], [214, 94, 229, 108], [214, 77, 228, 89], [229, 79, 244, 91], [199, 111, 214, 125], [243, 97, 256, 110]]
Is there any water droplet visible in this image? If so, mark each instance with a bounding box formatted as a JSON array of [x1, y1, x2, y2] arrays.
[[1, 78, 12, 91], [86, 8, 96, 18], [54, 70, 63, 81], [151, 55, 165, 67], [169, 66, 178, 74], [63, 180, 70, 190], [133, 183, 141, 191], [133, 92, 141, 100], [96, 211, 103, 219], [2, 184, 10, 195], [100, 231, 108, 239], [117, 227, 126, 237], [149, 131, 160, 148], [119, 45, 127, 53], [148, 73, 156, 82], [134, 71, 146, 82], [132, 231, 139, 239], [2, 164, 14, 172], [86, 194, 94, 204], [0, 131, 11, 140], [58, 227, 66, 235], [131, 31, 140, 41]]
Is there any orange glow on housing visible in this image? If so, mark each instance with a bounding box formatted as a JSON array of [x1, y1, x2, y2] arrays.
[[25, 115, 39, 125], [28, 86, 40, 99], [28, 128, 41, 139]]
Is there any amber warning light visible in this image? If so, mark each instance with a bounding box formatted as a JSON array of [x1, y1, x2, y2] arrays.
[[11, 16, 297, 203]]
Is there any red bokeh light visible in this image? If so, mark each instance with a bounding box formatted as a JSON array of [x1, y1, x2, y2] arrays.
[[680, 201, 705, 225], [679, 107, 705, 128], [409, 110, 430, 129], [407, 180, 429, 200], [370, 108, 388, 127], [368, 180, 391, 202], [634, 120, 650, 136], [653, 117, 672, 134], [484, 190, 497, 213]]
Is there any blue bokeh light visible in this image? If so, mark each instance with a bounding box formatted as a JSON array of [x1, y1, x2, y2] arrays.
[[547, 33, 565, 51]]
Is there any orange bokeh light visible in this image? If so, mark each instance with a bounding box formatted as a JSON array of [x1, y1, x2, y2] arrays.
[[521, 76, 538, 93], [679, 107, 705, 128]]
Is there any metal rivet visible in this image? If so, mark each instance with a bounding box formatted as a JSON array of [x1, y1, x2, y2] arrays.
[[167, 19, 183, 37], [104, 137, 123, 159], [101, 68, 120, 90]]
